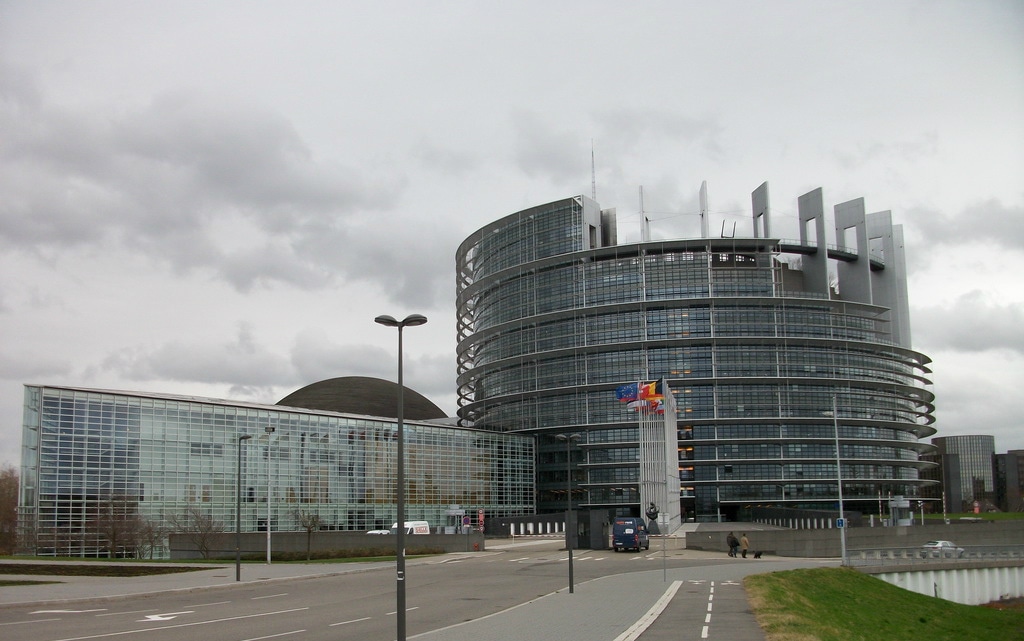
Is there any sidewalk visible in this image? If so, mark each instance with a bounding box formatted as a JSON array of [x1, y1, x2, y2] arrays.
[[411, 543, 814, 641], [411, 566, 769, 641], [0, 558, 385, 606]]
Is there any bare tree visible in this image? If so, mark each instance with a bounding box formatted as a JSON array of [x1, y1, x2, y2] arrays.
[[137, 518, 169, 559], [0, 464, 17, 556], [167, 505, 226, 559], [92, 495, 143, 558], [294, 509, 322, 560]]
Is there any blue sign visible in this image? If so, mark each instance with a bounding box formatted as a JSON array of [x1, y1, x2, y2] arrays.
[[836, 518, 846, 528]]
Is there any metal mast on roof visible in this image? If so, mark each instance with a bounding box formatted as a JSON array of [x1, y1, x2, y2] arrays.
[[699, 180, 710, 238], [591, 140, 597, 201]]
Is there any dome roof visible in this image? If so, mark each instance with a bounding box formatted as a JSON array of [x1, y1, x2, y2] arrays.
[[276, 376, 448, 420]]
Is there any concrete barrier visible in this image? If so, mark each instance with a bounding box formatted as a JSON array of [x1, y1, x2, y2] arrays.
[[169, 530, 486, 560]]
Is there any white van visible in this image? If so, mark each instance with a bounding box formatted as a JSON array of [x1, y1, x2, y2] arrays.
[[391, 521, 431, 535]]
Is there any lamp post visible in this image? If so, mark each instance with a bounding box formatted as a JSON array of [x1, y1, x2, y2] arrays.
[[555, 433, 581, 593], [375, 312, 428, 641], [832, 394, 847, 565], [235, 433, 252, 582], [264, 425, 276, 564]]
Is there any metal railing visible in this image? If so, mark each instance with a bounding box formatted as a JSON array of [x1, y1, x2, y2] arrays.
[[847, 545, 1024, 567]]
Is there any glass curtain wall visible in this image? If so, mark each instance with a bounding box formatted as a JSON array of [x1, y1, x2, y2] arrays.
[[20, 386, 534, 557]]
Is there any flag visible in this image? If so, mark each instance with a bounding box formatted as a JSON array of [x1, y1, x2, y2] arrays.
[[615, 383, 639, 402], [628, 398, 665, 413], [639, 380, 663, 400]]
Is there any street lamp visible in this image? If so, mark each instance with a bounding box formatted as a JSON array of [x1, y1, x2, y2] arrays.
[[831, 394, 848, 565], [555, 433, 582, 594], [375, 312, 427, 641], [235, 433, 252, 582], [264, 425, 276, 564]]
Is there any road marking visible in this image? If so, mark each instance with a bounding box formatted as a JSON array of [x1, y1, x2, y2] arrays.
[[509, 557, 530, 562], [140, 611, 194, 622], [242, 631, 305, 640], [49, 607, 310, 641], [32, 609, 107, 614], [1, 618, 61, 626], [330, 617, 371, 626], [386, 606, 420, 615], [252, 593, 288, 600], [611, 580, 682, 641], [703, 582, 715, 637], [189, 601, 230, 608], [96, 610, 157, 618]]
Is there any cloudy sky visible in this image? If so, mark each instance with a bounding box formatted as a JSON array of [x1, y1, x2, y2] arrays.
[[1, 1, 1022, 467]]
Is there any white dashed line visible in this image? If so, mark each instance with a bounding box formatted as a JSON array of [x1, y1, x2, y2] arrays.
[[329, 617, 371, 627]]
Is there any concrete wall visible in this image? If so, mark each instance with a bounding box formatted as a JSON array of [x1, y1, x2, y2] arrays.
[[874, 564, 1024, 605], [686, 520, 1024, 557], [169, 531, 485, 560]]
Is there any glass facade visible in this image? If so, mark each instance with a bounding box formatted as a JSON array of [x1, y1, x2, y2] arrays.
[[457, 193, 936, 521], [19, 386, 534, 557], [932, 435, 996, 510]]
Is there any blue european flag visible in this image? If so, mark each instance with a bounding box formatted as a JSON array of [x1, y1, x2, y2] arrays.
[[615, 383, 638, 402]]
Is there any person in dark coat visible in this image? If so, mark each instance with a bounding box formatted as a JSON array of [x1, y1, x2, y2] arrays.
[[726, 532, 739, 557]]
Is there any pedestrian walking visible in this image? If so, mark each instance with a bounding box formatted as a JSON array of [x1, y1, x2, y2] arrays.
[[741, 533, 750, 558], [726, 532, 739, 557]]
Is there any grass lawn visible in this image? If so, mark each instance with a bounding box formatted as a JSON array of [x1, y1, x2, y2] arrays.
[[0, 562, 212, 577], [0, 550, 438, 579], [0, 580, 62, 587], [746, 567, 1024, 641]]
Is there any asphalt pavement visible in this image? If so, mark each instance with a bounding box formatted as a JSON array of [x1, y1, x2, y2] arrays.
[[0, 537, 835, 641]]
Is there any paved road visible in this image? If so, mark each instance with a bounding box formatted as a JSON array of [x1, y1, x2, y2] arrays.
[[0, 538, 835, 641]]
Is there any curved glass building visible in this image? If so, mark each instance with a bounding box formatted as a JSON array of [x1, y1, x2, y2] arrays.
[[456, 186, 936, 522]]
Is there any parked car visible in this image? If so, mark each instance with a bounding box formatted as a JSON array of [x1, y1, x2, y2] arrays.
[[921, 540, 964, 557], [611, 517, 650, 552], [366, 529, 391, 534]]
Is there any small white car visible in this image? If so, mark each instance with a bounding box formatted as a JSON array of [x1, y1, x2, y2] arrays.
[[366, 529, 391, 535], [921, 540, 964, 557]]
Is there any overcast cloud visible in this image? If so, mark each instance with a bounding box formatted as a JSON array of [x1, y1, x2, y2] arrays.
[[1, 1, 1022, 466]]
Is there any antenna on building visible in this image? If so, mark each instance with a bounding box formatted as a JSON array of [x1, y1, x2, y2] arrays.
[[640, 186, 650, 242], [591, 140, 597, 201], [699, 180, 710, 238]]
